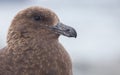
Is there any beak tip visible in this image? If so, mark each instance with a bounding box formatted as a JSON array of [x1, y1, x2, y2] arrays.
[[69, 30, 77, 38], [64, 26, 77, 38], [75, 35, 77, 38], [72, 29, 77, 38], [75, 31, 77, 38]]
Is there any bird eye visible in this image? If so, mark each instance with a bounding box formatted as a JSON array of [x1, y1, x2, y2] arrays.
[[34, 15, 41, 21]]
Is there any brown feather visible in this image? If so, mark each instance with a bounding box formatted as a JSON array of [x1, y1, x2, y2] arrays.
[[0, 6, 73, 75]]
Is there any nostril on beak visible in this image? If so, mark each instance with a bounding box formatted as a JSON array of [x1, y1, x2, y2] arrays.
[[66, 29, 70, 32]]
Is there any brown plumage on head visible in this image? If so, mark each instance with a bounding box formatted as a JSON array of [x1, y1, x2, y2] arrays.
[[0, 6, 77, 75]]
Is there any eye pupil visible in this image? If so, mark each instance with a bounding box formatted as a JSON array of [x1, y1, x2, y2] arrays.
[[34, 16, 41, 21]]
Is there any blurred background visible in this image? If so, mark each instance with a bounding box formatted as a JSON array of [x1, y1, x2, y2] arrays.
[[0, 0, 120, 75]]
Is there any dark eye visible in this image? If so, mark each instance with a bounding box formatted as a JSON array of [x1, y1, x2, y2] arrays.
[[34, 15, 41, 21]]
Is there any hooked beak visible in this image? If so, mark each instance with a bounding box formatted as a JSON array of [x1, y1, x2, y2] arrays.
[[50, 22, 77, 38]]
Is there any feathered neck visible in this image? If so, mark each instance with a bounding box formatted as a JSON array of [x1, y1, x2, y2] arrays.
[[7, 28, 59, 53]]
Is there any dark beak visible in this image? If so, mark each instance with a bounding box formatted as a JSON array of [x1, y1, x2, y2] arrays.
[[50, 22, 77, 38]]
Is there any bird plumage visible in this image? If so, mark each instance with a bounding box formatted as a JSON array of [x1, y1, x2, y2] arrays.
[[0, 6, 77, 75]]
